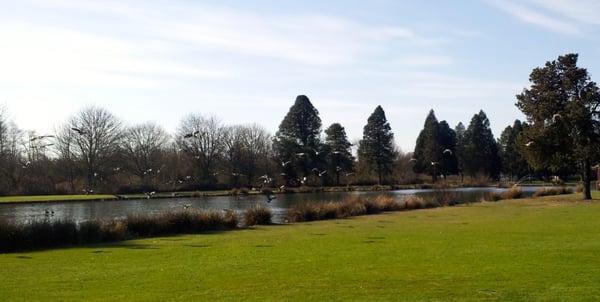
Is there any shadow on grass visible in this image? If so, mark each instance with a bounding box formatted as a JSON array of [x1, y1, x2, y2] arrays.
[[183, 244, 211, 248]]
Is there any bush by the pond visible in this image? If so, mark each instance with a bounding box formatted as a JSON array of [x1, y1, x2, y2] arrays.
[[243, 206, 273, 226], [533, 187, 573, 198], [126, 210, 238, 237], [484, 187, 524, 202], [286, 196, 405, 222], [0, 209, 239, 253]]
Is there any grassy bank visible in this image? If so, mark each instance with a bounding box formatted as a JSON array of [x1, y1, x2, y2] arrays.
[[0, 194, 118, 203], [2, 193, 600, 301]]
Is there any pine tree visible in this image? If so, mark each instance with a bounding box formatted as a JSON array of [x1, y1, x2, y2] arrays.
[[454, 122, 466, 180], [516, 53, 600, 199], [413, 110, 440, 180], [273, 95, 323, 184], [324, 123, 354, 185], [463, 110, 501, 178], [498, 120, 530, 180], [438, 121, 458, 176], [358, 106, 395, 184], [413, 110, 457, 181]]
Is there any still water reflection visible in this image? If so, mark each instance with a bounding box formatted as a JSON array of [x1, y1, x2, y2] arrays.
[[0, 187, 543, 224]]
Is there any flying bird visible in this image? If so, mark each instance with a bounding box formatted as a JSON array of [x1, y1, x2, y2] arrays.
[[281, 161, 291, 167], [552, 113, 562, 122], [525, 141, 534, 147], [409, 158, 417, 162], [318, 170, 327, 177], [345, 172, 355, 177], [431, 161, 439, 166], [443, 149, 453, 155], [266, 194, 276, 203], [295, 153, 306, 157], [71, 127, 87, 135]]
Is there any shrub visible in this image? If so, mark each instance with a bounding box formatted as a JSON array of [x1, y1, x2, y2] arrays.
[[484, 187, 523, 202], [125, 210, 239, 237], [0, 209, 239, 253], [243, 206, 273, 226], [261, 187, 273, 195], [576, 183, 584, 193], [533, 187, 574, 198], [285, 196, 405, 223], [403, 196, 437, 210]]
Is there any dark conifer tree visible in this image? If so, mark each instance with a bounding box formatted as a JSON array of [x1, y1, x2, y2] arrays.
[[438, 120, 459, 176], [498, 120, 530, 180], [324, 123, 354, 185], [454, 122, 466, 180], [516, 53, 600, 199], [358, 106, 395, 184], [463, 110, 501, 178], [273, 95, 323, 184]]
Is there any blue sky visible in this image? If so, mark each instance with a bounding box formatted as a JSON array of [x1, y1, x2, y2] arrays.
[[1, 0, 600, 151]]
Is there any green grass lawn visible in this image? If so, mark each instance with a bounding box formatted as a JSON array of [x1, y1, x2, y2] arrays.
[[0, 194, 118, 203], [2, 194, 600, 301]]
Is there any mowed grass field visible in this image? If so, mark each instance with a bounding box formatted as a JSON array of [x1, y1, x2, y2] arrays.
[[2, 194, 600, 301]]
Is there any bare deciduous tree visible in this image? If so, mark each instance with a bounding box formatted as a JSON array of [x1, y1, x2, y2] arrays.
[[59, 106, 123, 189], [121, 122, 170, 185], [177, 114, 226, 186]]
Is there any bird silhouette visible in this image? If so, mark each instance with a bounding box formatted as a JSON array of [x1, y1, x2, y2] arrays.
[[71, 127, 87, 135], [443, 149, 453, 155], [552, 113, 562, 122]]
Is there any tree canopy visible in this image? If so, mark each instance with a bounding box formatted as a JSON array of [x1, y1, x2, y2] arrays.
[[516, 53, 600, 199], [324, 123, 355, 185], [463, 110, 501, 178], [358, 106, 395, 184], [413, 110, 458, 181], [273, 95, 323, 183]]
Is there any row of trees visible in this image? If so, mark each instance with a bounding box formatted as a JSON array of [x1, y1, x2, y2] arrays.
[[0, 97, 406, 195], [1, 53, 598, 198], [413, 109, 502, 181]]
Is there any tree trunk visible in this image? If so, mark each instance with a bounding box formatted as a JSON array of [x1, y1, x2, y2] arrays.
[[583, 161, 592, 200]]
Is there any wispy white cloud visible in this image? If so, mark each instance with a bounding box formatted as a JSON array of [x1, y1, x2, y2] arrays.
[[529, 0, 600, 25], [488, 0, 580, 35]]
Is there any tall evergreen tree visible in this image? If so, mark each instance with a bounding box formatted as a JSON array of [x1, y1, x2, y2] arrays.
[[358, 106, 395, 184], [498, 120, 530, 179], [463, 110, 501, 178], [516, 53, 600, 199], [273, 95, 323, 184], [438, 120, 459, 176], [324, 123, 355, 185], [413, 110, 458, 181], [413, 110, 441, 180], [454, 122, 467, 180]]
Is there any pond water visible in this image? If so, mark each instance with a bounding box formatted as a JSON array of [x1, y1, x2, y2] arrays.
[[0, 186, 549, 224]]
